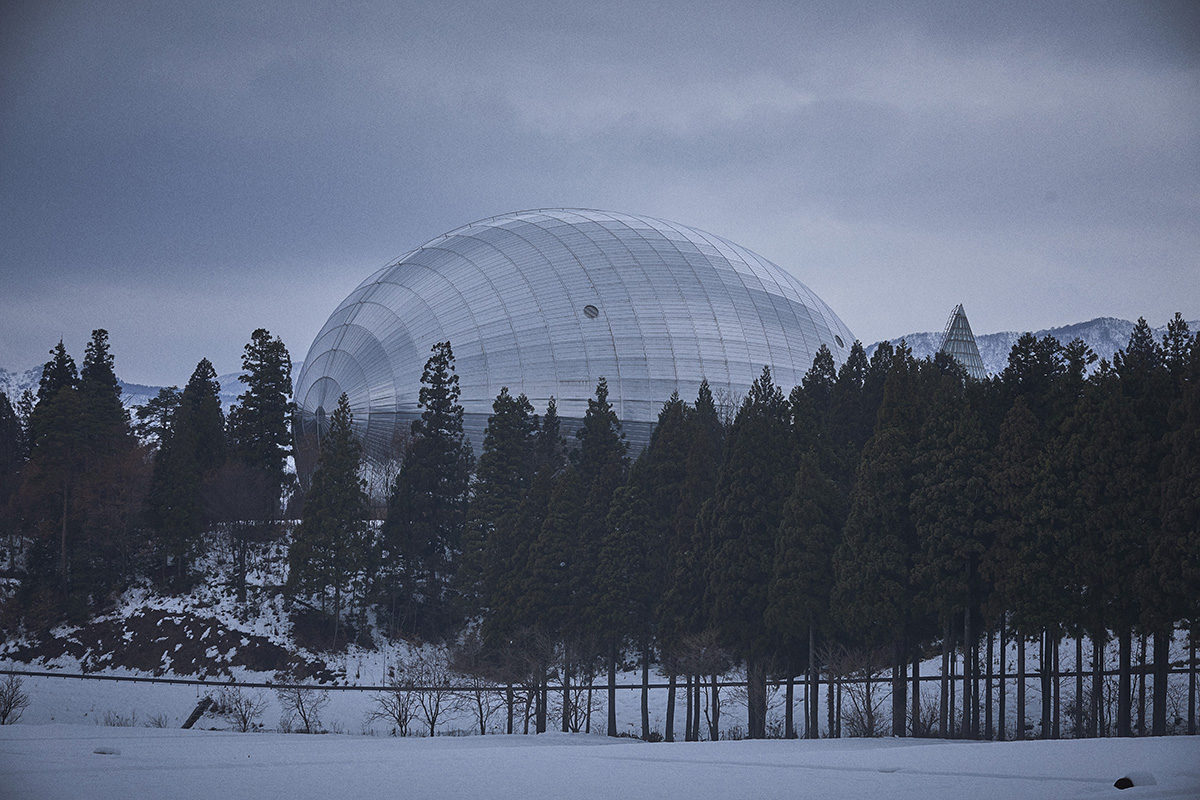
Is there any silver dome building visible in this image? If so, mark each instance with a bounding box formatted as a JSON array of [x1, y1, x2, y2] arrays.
[[294, 208, 855, 477]]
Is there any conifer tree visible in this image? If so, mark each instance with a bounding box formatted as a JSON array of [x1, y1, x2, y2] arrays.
[[18, 334, 143, 615], [486, 397, 566, 645], [600, 393, 688, 738], [657, 380, 724, 740], [802, 344, 837, 420], [146, 358, 226, 583], [133, 387, 181, 448], [766, 407, 845, 740], [463, 387, 538, 617], [21, 341, 84, 607], [288, 393, 370, 643], [1158, 330, 1200, 735], [910, 366, 989, 738], [703, 366, 793, 739], [832, 343, 922, 736], [227, 329, 294, 516], [1111, 319, 1173, 735], [383, 342, 474, 638], [568, 377, 628, 735]]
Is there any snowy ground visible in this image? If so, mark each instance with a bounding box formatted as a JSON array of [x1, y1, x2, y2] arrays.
[[2, 724, 1197, 800]]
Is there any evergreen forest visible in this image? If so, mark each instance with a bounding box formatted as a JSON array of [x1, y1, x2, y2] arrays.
[[1, 315, 1198, 743]]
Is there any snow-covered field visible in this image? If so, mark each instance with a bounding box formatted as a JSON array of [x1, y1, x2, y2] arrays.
[[2, 724, 1197, 800]]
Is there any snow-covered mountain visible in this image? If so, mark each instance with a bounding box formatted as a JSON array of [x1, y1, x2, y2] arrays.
[[868, 316, 1198, 378], [0, 366, 245, 412]]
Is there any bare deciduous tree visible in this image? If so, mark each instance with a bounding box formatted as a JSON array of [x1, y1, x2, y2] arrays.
[[0, 674, 30, 724], [214, 686, 269, 732], [274, 672, 329, 734]]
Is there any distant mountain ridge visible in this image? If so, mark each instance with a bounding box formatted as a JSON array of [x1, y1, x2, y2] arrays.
[[0, 366, 246, 412], [867, 316, 1199, 378], [2, 321, 1194, 405]]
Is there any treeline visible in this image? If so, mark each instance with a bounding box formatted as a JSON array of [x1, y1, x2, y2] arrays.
[[2, 315, 1197, 742], [290, 315, 1198, 741], [0, 329, 294, 625]]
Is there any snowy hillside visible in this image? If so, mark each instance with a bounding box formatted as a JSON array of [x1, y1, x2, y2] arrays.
[[868, 316, 1199, 378]]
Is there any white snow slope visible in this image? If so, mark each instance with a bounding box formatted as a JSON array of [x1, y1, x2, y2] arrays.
[[1, 724, 1197, 800]]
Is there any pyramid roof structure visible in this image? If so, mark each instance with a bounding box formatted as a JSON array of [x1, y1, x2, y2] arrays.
[[938, 304, 988, 380]]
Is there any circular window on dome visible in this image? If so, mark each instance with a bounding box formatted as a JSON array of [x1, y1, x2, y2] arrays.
[[583, 304, 600, 319], [835, 335, 845, 348]]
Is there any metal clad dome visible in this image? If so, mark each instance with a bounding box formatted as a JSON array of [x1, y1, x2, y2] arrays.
[[294, 209, 855, 474]]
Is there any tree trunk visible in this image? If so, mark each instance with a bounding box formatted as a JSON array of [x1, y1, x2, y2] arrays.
[[1152, 628, 1169, 736], [1016, 635, 1026, 741], [785, 668, 795, 739], [998, 617, 1006, 742], [506, 682, 514, 735], [607, 644, 617, 737], [1075, 637, 1084, 739], [949, 632, 957, 738], [808, 622, 818, 739], [1091, 637, 1103, 738], [562, 660, 571, 733], [911, 645, 921, 737], [641, 648, 650, 741], [1137, 632, 1147, 736], [828, 666, 836, 738], [1189, 630, 1196, 737], [710, 674, 721, 741], [666, 672, 677, 742], [939, 618, 950, 737], [746, 654, 766, 739], [684, 674, 694, 741], [536, 671, 547, 734], [1040, 629, 1050, 739], [835, 674, 842, 737], [963, 608, 972, 738], [1118, 628, 1132, 737], [985, 627, 994, 740], [892, 638, 907, 737], [1051, 632, 1060, 739]]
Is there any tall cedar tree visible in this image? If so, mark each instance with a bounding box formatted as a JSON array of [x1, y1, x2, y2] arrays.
[[703, 366, 793, 739], [1109, 319, 1171, 734], [656, 380, 725, 741], [17, 333, 143, 617], [146, 358, 226, 582], [21, 342, 82, 606], [227, 329, 295, 517], [766, 383, 846, 739], [1117, 318, 1181, 735], [383, 341, 474, 639], [1158, 330, 1200, 733], [486, 398, 566, 647], [910, 357, 990, 737], [832, 342, 922, 736], [219, 330, 294, 604], [74, 330, 142, 597], [528, 377, 628, 733], [463, 387, 538, 618], [600, 393, 688, 739], [288, 393, 370, 644]]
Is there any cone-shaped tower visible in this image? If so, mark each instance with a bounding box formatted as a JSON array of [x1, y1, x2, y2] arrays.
[[938, 304, 988, 380]]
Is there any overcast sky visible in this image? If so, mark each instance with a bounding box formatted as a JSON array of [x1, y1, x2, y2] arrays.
[[2, 0, 1197, 386]]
